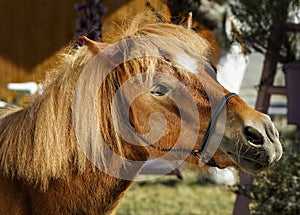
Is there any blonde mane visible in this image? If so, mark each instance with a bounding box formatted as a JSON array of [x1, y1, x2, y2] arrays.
[[0, 12, 214, 190]]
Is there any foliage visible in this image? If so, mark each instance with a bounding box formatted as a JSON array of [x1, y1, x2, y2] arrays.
[[230, 0, 300, 62], [166, 0, 300, 60], [74, 0, 107, 47], [250, 125, 300, 214], [166, 0, 225, 29], [165, 0, 231, 53]]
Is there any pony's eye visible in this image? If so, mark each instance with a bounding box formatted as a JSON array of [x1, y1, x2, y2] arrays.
[[151, 84, 170, 96]]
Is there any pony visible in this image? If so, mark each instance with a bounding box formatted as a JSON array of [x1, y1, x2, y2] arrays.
[[0, 12, 282, 214]]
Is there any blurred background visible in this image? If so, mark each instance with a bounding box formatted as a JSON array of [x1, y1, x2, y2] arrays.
[[0, 0, 299, 214]]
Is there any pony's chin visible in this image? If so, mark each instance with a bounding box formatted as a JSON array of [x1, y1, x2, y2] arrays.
[[226, 152, 270, 174], [207, 151, 270, 174]]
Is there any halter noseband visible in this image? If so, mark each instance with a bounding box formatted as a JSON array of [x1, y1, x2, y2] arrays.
[[160, 92, 238, 166]]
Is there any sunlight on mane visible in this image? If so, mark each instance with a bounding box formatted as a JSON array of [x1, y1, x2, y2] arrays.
[[0, 12, 214, 190]]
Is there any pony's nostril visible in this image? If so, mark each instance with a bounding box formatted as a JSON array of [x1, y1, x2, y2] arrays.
[[244, 126, 264, 145]]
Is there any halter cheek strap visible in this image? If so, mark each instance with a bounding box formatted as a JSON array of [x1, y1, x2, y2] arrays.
[[197, 93, 238, 159], [122, 92, 238, 166], [160, 92, 238, 165]]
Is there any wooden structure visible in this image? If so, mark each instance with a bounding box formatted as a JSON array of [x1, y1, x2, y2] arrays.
[[233, 18, 300, 215], [0, 0, 79, 102], [0, 0, 166, 102]]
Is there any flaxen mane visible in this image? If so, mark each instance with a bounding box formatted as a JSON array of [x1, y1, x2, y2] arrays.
[[0, 12, 213, 191], [0, 12, 283, 214]]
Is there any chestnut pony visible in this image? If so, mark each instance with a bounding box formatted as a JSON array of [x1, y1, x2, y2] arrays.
[[0, 13, 282, 214]]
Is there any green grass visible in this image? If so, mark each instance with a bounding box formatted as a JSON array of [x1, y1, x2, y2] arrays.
[[116, 171, 235, 215]]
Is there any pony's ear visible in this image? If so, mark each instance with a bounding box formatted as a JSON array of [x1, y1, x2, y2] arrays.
[[182, 12, 193, 30], [80, 36, 108, 54]]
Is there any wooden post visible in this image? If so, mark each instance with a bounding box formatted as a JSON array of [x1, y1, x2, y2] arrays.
[[233, 14, 289, 215], [255, 22, 287, 113], [233, 172, 252, 215]]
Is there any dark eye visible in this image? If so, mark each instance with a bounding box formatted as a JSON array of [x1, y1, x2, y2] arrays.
[[151, 84, 170, 96]]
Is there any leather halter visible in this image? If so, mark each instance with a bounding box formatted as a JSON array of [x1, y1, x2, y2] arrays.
[[121, 90, 238, 166], [159, 92, 238, 166]]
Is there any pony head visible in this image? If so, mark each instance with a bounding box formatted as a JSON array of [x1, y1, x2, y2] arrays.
[[73, 13, 282, 179]]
